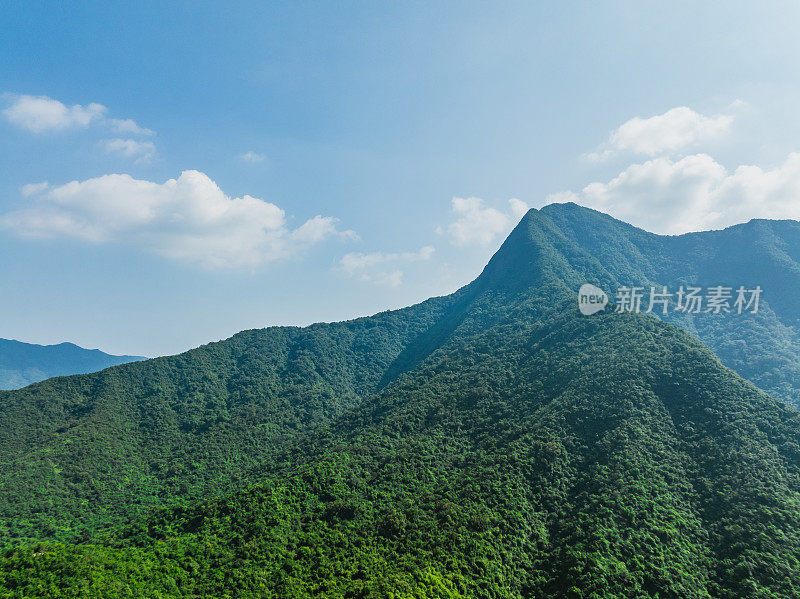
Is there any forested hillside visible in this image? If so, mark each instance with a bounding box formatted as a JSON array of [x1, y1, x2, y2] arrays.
[[542, 203, 800, 407], [0, 295, 457, 540], [1, 206, 800, 597]]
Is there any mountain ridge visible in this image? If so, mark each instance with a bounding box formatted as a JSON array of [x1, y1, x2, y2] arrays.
[[516, 203, 800, 407], [0, 337, 145, 390]]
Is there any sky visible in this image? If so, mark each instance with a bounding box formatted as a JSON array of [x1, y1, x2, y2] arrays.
[[3, 1, 800, 357]]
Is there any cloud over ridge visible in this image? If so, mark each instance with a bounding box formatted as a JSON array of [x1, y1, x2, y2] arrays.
[[442, 197, 529, 247], [338, 246, 435, 287], [550, 152, 800, 234], [586, 106, 735, 161]]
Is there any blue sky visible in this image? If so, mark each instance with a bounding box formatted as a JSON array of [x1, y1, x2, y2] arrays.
[[3, 1, 800, 356]]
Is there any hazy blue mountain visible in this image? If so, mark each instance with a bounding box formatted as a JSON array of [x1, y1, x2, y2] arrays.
[[0, 338, 145, 390]]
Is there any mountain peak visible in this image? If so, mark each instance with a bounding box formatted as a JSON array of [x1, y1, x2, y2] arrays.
[[471, 202, 620, 297]]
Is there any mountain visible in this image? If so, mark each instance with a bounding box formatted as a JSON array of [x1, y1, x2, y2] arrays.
[[540, 202, 800, 409], [1, 205, 799, 597], [0, 338, 145, 390]]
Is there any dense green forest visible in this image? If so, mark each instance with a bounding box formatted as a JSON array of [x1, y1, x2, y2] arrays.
[[1, 204, 800, 597], [543, 202, 800, 408]]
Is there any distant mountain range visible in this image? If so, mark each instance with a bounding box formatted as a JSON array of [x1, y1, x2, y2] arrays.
[[0, 338, 145, 390], [1, 204, 799, 597]]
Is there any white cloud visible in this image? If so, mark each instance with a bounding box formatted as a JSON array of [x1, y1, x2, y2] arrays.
[[292, 215, 358, 244], [20, 182, 49, 197], [442, 197, 529, 247], [547, 152, 800, 234], [1, 170, 355, 269], [3, 94, 156, 143], [2, 94, 106, 133], [338, 246, 435, 287], [508, 197, 530, 219], [240, 151, 266, 163], [109, 118, 154, 136], [103, 138, 156, 163], [586, 106, 734, 161]]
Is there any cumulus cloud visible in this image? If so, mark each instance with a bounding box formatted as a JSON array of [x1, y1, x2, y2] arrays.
[[338, 246, 435, 287], [548, 152, 800, 234], [20, 182, 49, 197], [586, 106, 734, 161], [103, 138, 156, 163], [508, 198, 530, 219], [2, 94, 106, 133], [240, 151, 266, 163], [292, 215, 359, 244], [109, 118, 154, 136], [441, 197, 529, 247], [3, 94, 155, 142], [1, 170, 355, 269]]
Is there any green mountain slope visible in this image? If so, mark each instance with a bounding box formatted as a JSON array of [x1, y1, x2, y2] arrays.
[[1, 206, 800, 597], [540, 203, 800, 408], [0, 295, 464, 539], [0, 338, 144, 390]]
